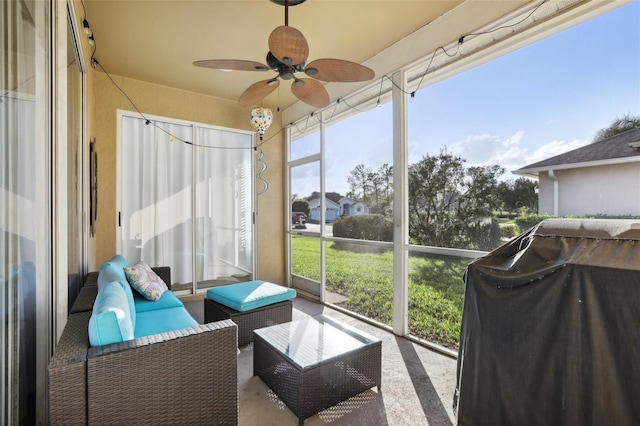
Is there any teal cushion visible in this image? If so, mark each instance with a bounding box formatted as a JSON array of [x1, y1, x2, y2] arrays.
[[134, 290, 184, 313], [109, 254, 129, 270], [96, 256, 136, 328], [88, 281, 134, 347], [206, 280, 296, 312], [117, 280, 137, 330], [97, 256, 129, 287], [134, 307, 198, 338]]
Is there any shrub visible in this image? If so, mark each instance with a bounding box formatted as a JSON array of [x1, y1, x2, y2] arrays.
[[465, 218, 502, 251], [332, 214, 393, 242], [514, 214, 557, 232], [291, 199, 310, 216], [500, 224, 519, 239]]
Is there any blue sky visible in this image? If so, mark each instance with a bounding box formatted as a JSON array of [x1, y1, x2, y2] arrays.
[[293, 2, 640, 197]]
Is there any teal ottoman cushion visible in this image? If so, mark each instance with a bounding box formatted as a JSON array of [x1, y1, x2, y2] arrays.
[[206, 280, 296, 312]]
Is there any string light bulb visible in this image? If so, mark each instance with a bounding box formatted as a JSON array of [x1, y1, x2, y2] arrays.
[[457, 36, 465, 55], [83, 19, 92, 37]]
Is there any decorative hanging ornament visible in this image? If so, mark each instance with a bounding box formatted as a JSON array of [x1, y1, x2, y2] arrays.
[[250, 107, 273, 141], [256, 150, 269, 196]]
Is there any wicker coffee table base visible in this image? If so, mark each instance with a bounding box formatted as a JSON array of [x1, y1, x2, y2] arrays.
[[253, 318, 382, 425]]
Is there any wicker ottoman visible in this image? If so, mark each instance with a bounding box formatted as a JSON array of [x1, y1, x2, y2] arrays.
[[204, 280, 296, 346]]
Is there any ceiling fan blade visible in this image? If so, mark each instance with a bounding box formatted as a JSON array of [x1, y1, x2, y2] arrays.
[[238, 79, 280, 107], [193, 59, 269, 72], [268, 25, 309, 66], [305, 59, 375, 82], [291, 78, 330, 108]]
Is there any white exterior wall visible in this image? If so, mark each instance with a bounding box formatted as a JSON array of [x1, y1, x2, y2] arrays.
[[537, 163, 640, 216], [341, 202, 369, 216], [537, 172, 557, 215]]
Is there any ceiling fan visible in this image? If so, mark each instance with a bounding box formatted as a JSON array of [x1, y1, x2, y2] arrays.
[[193, 0, 375, 109]]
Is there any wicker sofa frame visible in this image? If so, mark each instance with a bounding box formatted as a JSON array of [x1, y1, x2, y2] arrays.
[[49, 268, 239, 425]]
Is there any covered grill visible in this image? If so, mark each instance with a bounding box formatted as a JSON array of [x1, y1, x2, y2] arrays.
[[454, 219, 640, 425]]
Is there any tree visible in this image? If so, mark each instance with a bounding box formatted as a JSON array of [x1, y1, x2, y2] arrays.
[[346, 163, 393, 216], [291, 199, 310, 216], [408, 151, 504, 249], [347, 164, 371, 202], [497, 181, 519, 215], [458, 165, 504, 218], [593, 113, 640, 141], [512, 177, 538, 213], [497, 177, 538, 215]]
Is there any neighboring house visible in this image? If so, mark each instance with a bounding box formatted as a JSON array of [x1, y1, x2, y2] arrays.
[[308, 197, 341, 222], [308, 196, 370, 222], [513, 128, 640, 216], [338, 197, 370, 217]]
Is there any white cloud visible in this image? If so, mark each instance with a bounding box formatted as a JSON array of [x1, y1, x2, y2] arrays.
[[443, 132, 590, 179], [447, 131, 527, 168], [524, 139, 590, 165]]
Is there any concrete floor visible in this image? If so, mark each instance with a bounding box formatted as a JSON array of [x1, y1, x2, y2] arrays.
[[184, 296, 458, 426]]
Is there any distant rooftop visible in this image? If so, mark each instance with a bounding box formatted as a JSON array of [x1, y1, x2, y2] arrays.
[[514, 127, 640, 175]]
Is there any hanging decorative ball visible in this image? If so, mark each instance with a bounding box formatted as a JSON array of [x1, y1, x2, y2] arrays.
[[250, 107, 273, 140]]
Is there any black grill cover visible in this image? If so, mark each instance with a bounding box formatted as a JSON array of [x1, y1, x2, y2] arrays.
[[454, 219, 640, 426]]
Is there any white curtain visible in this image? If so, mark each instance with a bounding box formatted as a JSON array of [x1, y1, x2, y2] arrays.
[[195, 126, 253, 288], [120, 115, 253, 289]]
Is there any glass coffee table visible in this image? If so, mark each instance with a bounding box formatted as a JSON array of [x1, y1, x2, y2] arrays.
[[253, 315, 382, 425]]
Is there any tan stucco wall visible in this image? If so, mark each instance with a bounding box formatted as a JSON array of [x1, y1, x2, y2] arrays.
[[86, 70, 285, 284], [538, 163, 640, 216]]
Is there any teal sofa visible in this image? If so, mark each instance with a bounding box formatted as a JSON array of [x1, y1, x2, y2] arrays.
[[48, 255, 239, 425], [87, 255, 200, 346]]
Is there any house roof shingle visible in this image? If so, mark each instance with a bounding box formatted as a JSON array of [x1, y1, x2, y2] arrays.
[[514, 127, 640, 175]]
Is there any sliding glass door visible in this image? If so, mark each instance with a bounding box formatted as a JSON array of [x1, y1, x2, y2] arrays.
[[118, 113, 254, 294], [1, 0, 51, 423]]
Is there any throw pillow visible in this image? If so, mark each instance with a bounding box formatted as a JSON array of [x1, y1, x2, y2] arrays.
[[124, 261, 168, 301]]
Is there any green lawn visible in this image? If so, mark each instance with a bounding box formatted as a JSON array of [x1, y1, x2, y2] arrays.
[[291, 236, 468, 349]]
